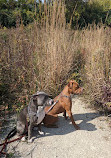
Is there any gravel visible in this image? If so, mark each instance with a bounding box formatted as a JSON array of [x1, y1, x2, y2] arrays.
[[1, 96, 111, 158]]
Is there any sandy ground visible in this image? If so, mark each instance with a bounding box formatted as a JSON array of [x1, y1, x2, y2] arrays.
[[1, 96, 111, 158]]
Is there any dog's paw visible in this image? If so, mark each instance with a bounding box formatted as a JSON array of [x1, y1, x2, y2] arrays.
[[75, 125, 80, 130], [28, 138, 33, 143], [21, 136, 26, 142], [38, 131, 45, 135], [64, 116, 68, 120]]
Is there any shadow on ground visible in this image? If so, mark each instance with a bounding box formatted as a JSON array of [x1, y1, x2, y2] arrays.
[[0, 112, 101, 158], [32, 112, 100, 139]]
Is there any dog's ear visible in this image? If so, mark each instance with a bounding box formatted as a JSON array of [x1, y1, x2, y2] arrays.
[[68, 82, 70, 88], [68, 81, 73, 89]]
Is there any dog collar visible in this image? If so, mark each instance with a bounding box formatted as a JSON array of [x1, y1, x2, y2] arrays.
[[61, 95, 71, 99]]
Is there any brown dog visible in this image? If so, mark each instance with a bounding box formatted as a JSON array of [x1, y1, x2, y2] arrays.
[[43, 80, 82, 130]]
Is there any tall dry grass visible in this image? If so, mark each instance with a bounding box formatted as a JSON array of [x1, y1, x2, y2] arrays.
[[0, 1, 81, 109], [31, 1, 76, 94], [80, 25, 111, 109], [0, 1, 111, 111]]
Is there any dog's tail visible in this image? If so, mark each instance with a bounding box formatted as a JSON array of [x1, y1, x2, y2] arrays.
[[6, 127, 17, 139]]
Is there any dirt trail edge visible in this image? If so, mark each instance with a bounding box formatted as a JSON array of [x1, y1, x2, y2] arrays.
[[6, 97, 111, 158]]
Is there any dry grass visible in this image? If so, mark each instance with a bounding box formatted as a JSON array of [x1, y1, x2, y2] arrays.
[[0, 1, 81, 109], [0, 1, 111, 111], [80, 25, 111, 109]]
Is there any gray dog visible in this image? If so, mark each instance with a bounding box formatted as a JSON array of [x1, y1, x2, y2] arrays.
[[16, 91, 54, 142]]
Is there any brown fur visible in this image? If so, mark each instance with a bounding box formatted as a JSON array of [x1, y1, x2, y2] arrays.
[[43, 80, 82, 130]]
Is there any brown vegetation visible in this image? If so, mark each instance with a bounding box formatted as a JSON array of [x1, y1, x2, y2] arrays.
[[81, 25, 111, 110], [0, 1, 111, 113]]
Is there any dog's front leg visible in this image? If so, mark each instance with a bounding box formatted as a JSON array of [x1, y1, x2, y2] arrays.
[[66, 110, 80, 130], [28, 122, 33, 143], [63, 110, 68, 120]]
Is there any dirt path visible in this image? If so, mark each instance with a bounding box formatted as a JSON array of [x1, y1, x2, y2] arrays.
[[2, 96, 111, 158]]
